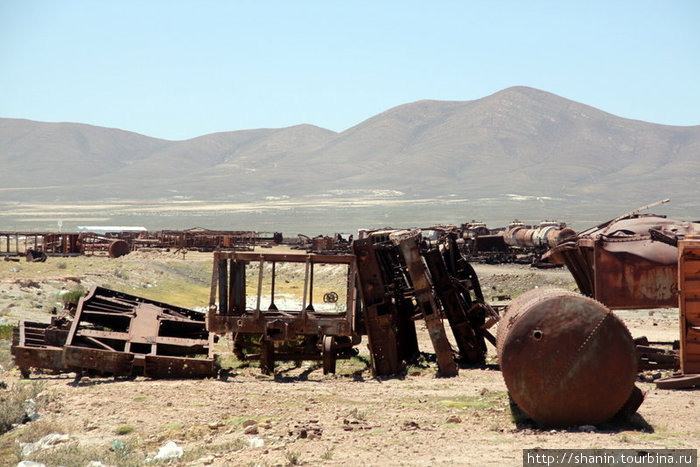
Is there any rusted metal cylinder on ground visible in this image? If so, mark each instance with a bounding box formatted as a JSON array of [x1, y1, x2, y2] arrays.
[[497, 288, 637, 427], [108, 240, 131, 258]]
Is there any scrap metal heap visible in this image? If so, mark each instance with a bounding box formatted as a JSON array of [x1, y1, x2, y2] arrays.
[[12, 286, 216, 379], [458, 221, 574, 267], [206, 229, 496, 377], [1, 228, 282, 261], [543, 200, 700, 387], [353, 228, 498, 377], [544, 200, 700, 309], [146, 228, 262, 252]]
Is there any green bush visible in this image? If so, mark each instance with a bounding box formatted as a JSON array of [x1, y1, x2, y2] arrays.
[[0, 324, 13, 341], [114, 424, 135, 436], [59, 287, 86, 307]]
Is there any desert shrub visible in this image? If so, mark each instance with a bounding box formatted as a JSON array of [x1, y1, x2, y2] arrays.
[[0, 324, 14, 341], [59, 287, 86, 307], [285, 450, 301, 465], [0, 339, 14, 370], [114, 269, 129, 280], [17, 417, 70, 443], [0, 381, 45, 435], [27, 440, 146, 467], [115, 424, 135, 436]]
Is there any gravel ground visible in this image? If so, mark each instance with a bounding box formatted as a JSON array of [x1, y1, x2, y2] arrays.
[[0, 253, 696, 466]]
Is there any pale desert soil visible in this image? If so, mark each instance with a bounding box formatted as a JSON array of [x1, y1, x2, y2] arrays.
[[0, 252, 696, 466]]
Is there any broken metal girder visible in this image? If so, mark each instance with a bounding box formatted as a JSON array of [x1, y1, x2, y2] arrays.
[[423, 248, 483, 364], [12, 316, 76, 375], [12, 320, 73, 377], [353, 239, 403, 377], [397, 234, 458, 377]]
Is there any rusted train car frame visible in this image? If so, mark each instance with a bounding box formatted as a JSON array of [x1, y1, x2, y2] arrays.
[[62, 286, 215, 378], [207, 252, 360, 374], [13, 287, 216, 379]]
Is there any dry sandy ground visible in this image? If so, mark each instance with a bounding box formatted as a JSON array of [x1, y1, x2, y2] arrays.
[[0, 257, 697, 466]]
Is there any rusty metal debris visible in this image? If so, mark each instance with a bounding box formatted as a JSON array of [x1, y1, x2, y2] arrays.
[[205, 228, 496, 377], [0, 228, 283, 260], [353, 228, 496, 377], [655, 373, 700, 389], [420, 221, 573, 267], [150, 228, 261, 252], [293, 233, 353, 254], [545, 200, 700, 309], [1, 232, 82, 258], [678, 237, 700, 374], [12, 317, 72, 377], [656, 237, 700, 389], [207, 252, 361, 375], [634, 336, 679, 371], [497, 287, 640, 427], [12, 286, 216, 379]]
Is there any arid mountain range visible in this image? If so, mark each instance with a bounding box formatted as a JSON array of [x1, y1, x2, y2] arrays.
[[1, 86, 699, 230]]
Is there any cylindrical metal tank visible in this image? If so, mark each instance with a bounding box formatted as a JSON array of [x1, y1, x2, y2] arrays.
[[108, 240, 131, 258], [503, 222, 576, 248], [497, 288, 637, 426]]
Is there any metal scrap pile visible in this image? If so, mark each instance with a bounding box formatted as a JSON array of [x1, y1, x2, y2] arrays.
[[12, 286, 216, 379], [353, 228, 497, 376]]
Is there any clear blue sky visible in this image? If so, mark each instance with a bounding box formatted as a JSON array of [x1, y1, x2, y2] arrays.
[[2, 0, 698, 141]]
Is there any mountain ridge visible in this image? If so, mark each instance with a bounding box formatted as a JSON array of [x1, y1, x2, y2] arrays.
[[1, 86, 698, 214]]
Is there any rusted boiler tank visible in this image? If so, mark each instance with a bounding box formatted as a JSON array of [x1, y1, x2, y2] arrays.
[[497, 288, 638, 427]]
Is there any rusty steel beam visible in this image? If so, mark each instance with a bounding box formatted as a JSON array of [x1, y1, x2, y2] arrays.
[[12, 319, 73, 377], [423, 248, 482, 364], [396, 233, 458, 377], [352, 239, 402, 376]]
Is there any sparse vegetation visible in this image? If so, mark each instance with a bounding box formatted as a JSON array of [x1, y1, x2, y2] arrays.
[[17, 418, 70, 443], [59, 286, 86, 307], [347, 407, 368, 421], [0, 324, 13, 341], [25, 440, 146, 467], [285, 449, 301, 465], [321, 446, 335, 460], [0, 381, 46, 435], [114, 424, 135, 436]]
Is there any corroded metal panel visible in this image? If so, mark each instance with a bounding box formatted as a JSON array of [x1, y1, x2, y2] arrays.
[[594, 238, 678, 309], [352, 239, 400, 376], [678, 239, 700, 374]]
